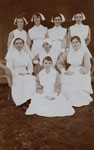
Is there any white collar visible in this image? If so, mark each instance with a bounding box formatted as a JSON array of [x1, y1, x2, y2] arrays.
[[15, 48, 24, 54], [75, 23, 83, 27], [17, 29, 24, 32], [54, 25, 62, 29], [70, 45, 83, 54], [34, 24, 42, 28]]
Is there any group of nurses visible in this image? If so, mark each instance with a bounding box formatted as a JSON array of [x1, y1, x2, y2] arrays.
[[5, 11, 93, 117]]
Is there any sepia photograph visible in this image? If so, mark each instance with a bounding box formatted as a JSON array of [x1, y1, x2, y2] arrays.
[[0, 0, 94, 149]]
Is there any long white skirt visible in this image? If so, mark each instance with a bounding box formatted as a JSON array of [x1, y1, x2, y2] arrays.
[[31, 40, 44, 58], [25, 93, 75, 117], [12, 74, 36, 106], [61, 66, 93, 107]]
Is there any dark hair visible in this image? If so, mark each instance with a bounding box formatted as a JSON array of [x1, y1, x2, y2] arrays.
[[74, 11, 84, 18], [13, 38, 24, 45], [32, 12, 42, 22], [74, 11, 83, 15], [42, 42, 51, 48], [42, 56, 53, 64], [53, 13, 62, 21], [71, 36, 81, 43], [14, 15, 26, 25]]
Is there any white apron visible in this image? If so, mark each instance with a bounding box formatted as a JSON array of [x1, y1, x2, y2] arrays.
[[13, 29, 27, 42], [48, 26, 67, 55], [28, 25, 47, 57], [61, 47, 93, 107], [6, 48, 36, 106], [26, 68, 75, 117], [7, 29, 32, 58], [70, 23, 92, 57]]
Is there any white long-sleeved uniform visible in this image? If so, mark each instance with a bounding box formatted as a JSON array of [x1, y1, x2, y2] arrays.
[[6, 48, 36, 106]]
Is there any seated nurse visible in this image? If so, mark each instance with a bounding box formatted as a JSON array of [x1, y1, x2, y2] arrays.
[[5, 37, 36, 106], [25, 56, 75, 117], [56, 36, 93, 107], [32, 39, 59, 75]]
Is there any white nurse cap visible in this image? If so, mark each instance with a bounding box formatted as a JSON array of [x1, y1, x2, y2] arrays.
[[72, 12, 86, 21], [42, 39, 52, 46], [31, 13, 45, 22], [51, 13, 65, 23], [14, 16, 28, 25]]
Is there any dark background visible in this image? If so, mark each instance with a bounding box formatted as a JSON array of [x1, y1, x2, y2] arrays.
[[0, 0, 94, 59]]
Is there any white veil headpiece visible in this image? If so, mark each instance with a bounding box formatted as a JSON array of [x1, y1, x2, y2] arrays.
[[5, 37, 32, 60]]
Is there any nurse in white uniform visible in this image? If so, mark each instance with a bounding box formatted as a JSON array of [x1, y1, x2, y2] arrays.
[[26, 56, 75, 117], [7, 15, 28, 47], [5, 38, 36, 106], [32, 39, 59, 75], [33, 39, 58, 66], [28, 12, 47, 58], [57, 36, 93, 107], [46, 13, 67, 55], [68, 12, 91, 56], [7, 15, 32, 58]]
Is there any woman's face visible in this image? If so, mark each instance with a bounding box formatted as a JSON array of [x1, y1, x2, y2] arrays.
[[43, 60, 53, 72], [75, 14, 83, 24], [43, 42, 51, 53], [33, 15, 41, 25], [14, 39, 24, 51], [17, 18, 24, 29], [53, 16, 62, 27], [71, 38, 81, 50]]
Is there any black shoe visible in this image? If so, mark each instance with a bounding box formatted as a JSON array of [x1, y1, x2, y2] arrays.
[[17, 99, 31, 112]]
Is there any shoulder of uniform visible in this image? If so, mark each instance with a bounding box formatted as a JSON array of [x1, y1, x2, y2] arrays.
[[69, 25, 75, 29], [28, 27, 34, 32], [23, 29, 27, 33], [9, 31, 14, 35]]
